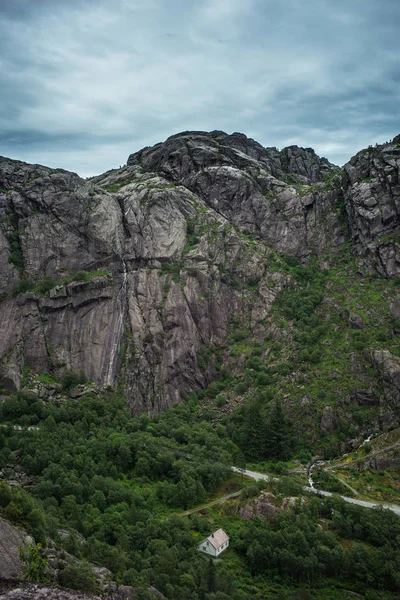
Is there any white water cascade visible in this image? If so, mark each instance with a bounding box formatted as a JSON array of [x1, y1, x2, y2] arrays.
[[307, 459, 326, 489], [362, 433, 373, 446], [105, 259, 128, 386]]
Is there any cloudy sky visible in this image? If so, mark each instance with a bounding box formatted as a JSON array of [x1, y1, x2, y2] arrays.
[[0, 0, 399, 176]]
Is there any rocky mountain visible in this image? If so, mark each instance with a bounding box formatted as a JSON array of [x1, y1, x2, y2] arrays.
[[0, 130, 400, 425]]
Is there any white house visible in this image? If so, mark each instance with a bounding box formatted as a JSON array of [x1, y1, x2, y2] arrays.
[[197, 528, 229, 557]]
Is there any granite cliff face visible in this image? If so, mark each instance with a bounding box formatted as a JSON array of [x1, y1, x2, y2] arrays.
[[0, 517, 31, 580], [0, 131, 399, 414], [343, 134, 400, 276]]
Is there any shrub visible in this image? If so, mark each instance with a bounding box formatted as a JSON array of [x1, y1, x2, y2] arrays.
[[242, 481, 267, 498], [246, 356, 262, 371], [19, 542, 48, 583], [235, 382, 247, 395], [58, 561, 99, 593], [229, 328, 250, 342], [216, 394, 226, 407], [12, 279, 35, 297], [62, 370, 87, 390], [276, 363, 291, 375], [206, 381, 224, 399], [309, 350, 321, 364], [256, 372, 272, 387], [197, 345, 213, 371], [74, 271, 88, 281], [255, 388, 275, 403], [270, 461, 288, 475], [0, 481, 12, 507], [297, 449, 313, 464], [36, 277, 56, 295]]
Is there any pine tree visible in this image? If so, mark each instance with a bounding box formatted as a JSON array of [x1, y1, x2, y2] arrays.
[[207, 558, 217, 593], [243, 399, 267, 460], [268, 399, 292, 460]]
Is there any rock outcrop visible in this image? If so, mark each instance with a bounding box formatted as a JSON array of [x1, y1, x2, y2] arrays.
[[238, 491, 307, 522], [0, 517, 32, 580], [0, 131, 399, 414], [0, 584, 138, 600], [239, 491, 278, 521], [126, 131, 344, 258], [342, 134, 400, 276], [368, 349, 400, 419]]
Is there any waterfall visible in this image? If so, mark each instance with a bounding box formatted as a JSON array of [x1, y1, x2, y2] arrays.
[[362, 433, 373, 446], [104, 259, 128, 386], [307, 459, 326, 489]]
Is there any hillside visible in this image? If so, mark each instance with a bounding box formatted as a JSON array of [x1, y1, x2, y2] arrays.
[[1, 131, 400, 598], [1, 131, 400, 446]]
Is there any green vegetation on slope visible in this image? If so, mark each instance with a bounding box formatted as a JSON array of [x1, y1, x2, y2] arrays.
[[0, 390, 240, 597], [0, 385, 400, 599], [193, 247, 400, 462], [204, 489, 400, 599], [11, 269, 111, 298]]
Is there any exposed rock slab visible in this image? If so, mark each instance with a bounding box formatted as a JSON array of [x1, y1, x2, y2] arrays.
[[0, 517, 32, 580], [0, 584, 137, 600], [0, 131, 399, 413], [343, 135, 400, 276]]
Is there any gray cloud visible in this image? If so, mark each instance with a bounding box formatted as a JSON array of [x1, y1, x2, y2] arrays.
[[0, 0, 398, 175]]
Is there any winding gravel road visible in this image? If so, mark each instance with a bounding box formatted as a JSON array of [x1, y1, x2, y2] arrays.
[[231, 467, 400, 517]]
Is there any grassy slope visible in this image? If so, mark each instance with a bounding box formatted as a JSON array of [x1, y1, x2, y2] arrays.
[[197, 242, 400, 459]]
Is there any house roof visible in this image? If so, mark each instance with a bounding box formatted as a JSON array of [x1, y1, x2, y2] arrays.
[[204, 528, 229, 550]]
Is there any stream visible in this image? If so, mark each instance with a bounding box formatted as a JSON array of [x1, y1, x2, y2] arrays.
[[307, 432, 374, 489], [233, 463, 400, 518]]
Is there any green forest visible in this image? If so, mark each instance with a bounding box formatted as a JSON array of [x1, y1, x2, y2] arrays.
[[1, 386, 399, 599]]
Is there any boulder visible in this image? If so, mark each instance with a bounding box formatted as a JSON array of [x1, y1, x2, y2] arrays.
[[389, 295, 400, 320], [320, 405, 336, 434], [369, 349, 400, 389], [348, 313, 364, 329], [239, 491, 277, 521]]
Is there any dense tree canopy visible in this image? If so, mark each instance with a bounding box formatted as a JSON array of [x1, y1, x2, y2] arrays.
[[1, 387, 399, 599]]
